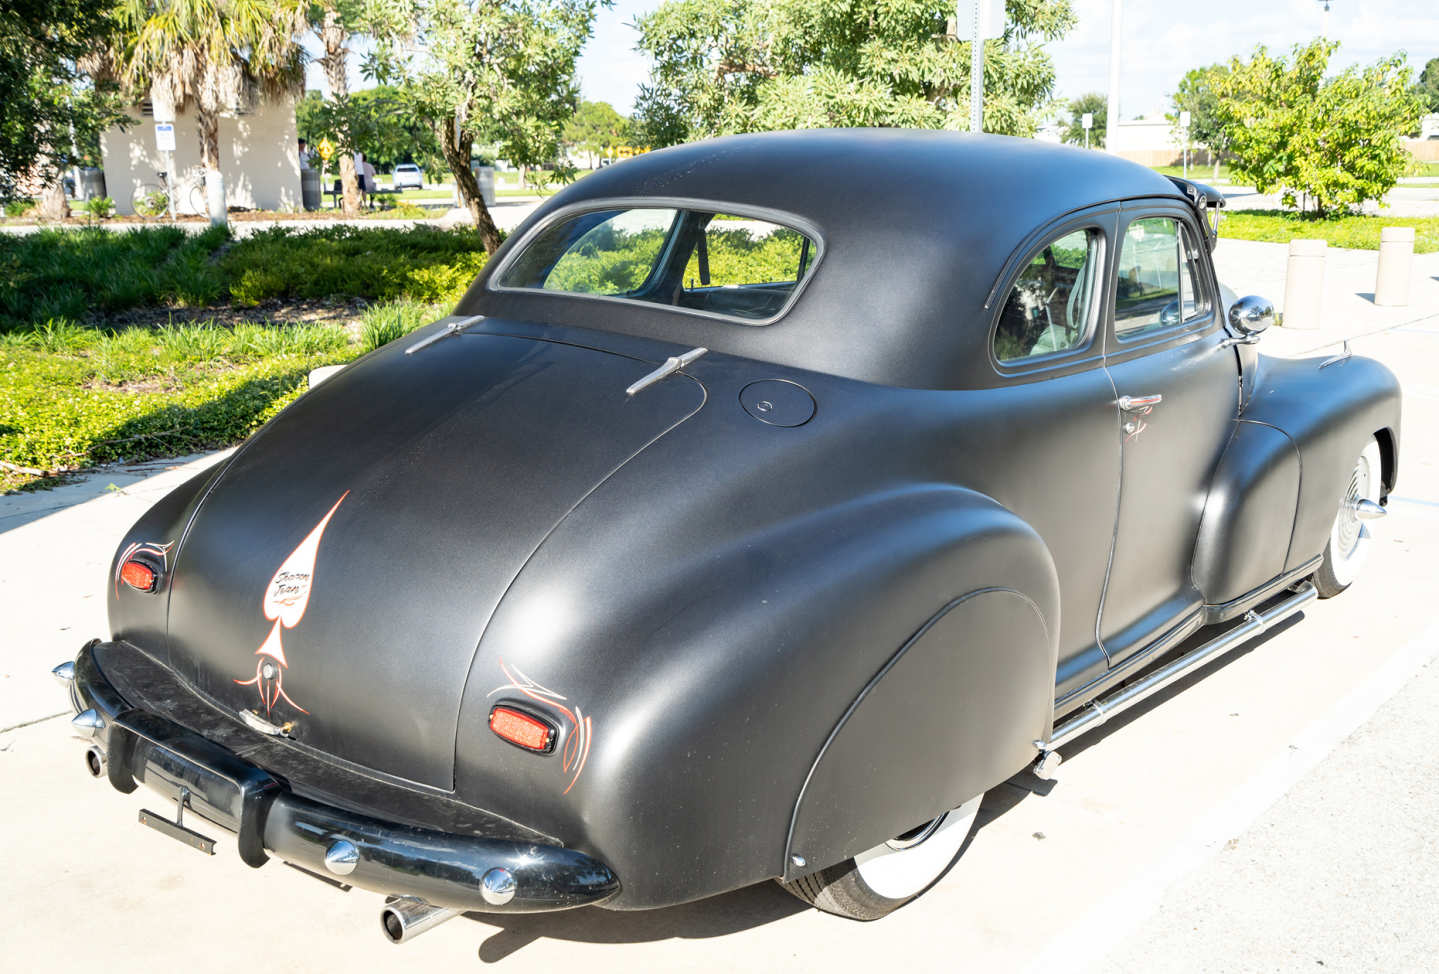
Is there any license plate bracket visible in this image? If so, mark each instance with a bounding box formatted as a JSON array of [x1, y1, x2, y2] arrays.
[[139, 786, 216, 855]]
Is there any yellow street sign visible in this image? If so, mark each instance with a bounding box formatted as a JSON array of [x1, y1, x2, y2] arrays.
[[617, 145, 633, 159], [316, 137, 335, 162]]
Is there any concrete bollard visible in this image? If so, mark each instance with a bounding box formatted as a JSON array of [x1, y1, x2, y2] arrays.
[[1374, 226, 1415, 307], [1281, 239, 1327, 329]]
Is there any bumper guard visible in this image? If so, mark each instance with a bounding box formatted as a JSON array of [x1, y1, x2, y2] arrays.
[[61, 640, 620, 914]]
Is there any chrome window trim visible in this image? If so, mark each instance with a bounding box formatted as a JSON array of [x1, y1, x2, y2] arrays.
[[988, 218, 1111, 380], [487, 196, 826, 328], [1111, 210, 1218, 351]]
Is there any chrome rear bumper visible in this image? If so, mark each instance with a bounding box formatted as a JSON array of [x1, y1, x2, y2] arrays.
[[60, 641, 620, 914]]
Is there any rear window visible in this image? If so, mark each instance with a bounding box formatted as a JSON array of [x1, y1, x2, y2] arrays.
[[497, 206, 818, 322]]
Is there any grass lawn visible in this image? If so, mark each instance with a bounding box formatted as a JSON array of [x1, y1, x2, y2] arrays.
[[1152, 164, 1231, 182], [1219, 211, 1439, 253], [0, 225, 485, 490]]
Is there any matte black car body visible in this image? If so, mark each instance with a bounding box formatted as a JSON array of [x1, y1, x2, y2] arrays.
[[74, 130, 1399, 914]]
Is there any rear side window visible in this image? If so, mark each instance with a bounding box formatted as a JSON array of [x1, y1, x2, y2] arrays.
[[497, 206, 818, 323], [993, 228, 1101, 363], [1115, 217, 1211, 339]]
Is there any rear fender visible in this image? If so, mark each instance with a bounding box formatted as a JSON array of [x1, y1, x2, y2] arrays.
[[456, 484, 1060, 909], [782, 583, 1052, 880]]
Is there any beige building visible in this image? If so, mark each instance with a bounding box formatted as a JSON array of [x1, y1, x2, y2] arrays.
[[101, 92, 302, 215]]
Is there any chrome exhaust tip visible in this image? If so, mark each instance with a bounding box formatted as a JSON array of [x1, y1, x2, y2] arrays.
[[84, 746, 106, 778], [380, 896, 460, 944]]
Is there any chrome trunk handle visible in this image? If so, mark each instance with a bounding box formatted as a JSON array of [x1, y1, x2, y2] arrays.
[[1117, 394, 1163, 412]]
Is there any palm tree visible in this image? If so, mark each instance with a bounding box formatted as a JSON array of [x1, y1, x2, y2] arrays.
[[111, 0, 308, 219], [316, 3, 361, 216]]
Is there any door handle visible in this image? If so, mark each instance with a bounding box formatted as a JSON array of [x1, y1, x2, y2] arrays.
[[1117, 394, 1162, 412]]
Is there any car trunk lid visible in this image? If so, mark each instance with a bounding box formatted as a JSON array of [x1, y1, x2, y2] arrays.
[[165, 331, 704, 788]]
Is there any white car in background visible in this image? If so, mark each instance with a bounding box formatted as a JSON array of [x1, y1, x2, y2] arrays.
[[392, 163, 424, 191]]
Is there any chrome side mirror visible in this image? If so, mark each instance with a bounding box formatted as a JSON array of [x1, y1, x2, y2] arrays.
[[1228, 295, 1274, 338]]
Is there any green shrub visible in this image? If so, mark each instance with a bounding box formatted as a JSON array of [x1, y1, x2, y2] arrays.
[[0, 324, 356, 486], [0, 225, 232, 331], [0, 224, 485, 333], [82, 197, 117, 220], [222, 225, 489, 307], [4, 198, 36, 218], [358, 299, 446, 351]]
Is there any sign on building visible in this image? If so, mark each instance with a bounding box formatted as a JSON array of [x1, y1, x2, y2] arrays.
[[154, 123, 176, 153]]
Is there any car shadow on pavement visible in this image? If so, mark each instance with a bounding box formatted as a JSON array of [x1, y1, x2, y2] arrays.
[[461, 880, 808, 962]]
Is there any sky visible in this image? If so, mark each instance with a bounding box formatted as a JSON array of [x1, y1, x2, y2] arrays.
[[568, 0, 1437, 121], [308, 1, 1436, 122]]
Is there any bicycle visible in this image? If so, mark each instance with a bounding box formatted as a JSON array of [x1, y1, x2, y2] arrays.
[[130, 168, 208, 219]]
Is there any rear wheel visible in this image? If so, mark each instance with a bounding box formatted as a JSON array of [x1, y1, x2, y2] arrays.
[[1314, 439, 1383, 598], [778, 795, 982, 920]]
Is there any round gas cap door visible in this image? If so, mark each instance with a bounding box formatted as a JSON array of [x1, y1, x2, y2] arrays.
[[740, 379, 816, 427]]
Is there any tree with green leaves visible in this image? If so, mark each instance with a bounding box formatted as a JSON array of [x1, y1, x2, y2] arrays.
[[1, 0, 127, 214], [1169, 64, 1230, 177], [366, 0, 600, 252], [563, 100, 629, 167], [1060, 92, 1105, 148], [110, 0, 309, 218], [297, 86, 444, 174], [1213, 41, 1424, 217], [1412, 56, 1439, 114], [632, 0, 1075, 146]]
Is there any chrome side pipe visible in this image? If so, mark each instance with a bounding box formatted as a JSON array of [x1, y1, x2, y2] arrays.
[[380, 896, 461, 944], [1033, 581, 1319, 778]]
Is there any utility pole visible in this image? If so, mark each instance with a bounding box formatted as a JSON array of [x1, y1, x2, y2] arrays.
[[1106, 0, 1122, 153], [969, 2, 983, 133], [957, 2, 1003, 134]]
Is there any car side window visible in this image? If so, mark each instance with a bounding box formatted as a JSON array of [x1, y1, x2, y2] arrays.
[[993, 228, 1100, 364], [1177, 223, 1212, 322], [1115, 217, 1211, 339]]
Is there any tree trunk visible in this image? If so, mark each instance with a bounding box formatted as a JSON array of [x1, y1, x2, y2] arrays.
[[195, 103, 226, 224], [438, 117, 502, 253], [37, 178, 68, 221], [321, 9, 360, 217], [196, 106, 221, 172]]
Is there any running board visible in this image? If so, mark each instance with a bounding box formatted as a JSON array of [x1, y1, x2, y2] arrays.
[[1031, 581, 1318, 779]]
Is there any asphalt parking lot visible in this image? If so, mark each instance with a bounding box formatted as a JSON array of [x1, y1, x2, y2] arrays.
[[2, 238, 1436, 972]]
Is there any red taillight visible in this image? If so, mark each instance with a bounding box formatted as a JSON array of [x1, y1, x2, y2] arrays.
[[119, 560, 158, 592], [490, 706, 556, 753]]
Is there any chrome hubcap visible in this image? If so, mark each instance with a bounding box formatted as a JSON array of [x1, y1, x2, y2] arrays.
[[1334, 458, 1371, 559], [885, 812, 948, 852]]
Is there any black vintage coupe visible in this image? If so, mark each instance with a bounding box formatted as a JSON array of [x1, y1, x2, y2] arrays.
[[57, 131, 1400, 933]]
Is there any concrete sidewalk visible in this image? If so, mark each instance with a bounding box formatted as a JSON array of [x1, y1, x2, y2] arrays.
[[1212, 237, 1439, 354]]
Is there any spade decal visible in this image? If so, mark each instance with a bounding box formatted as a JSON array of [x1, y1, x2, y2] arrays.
[[235, 491, 348, 715]]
